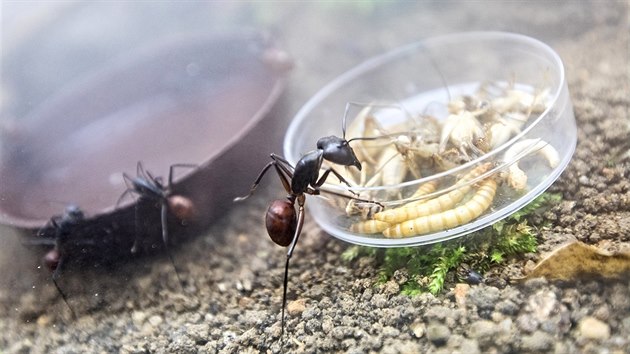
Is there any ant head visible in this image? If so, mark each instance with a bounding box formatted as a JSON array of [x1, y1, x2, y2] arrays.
[[64, 204, 84, 220], [316, 136, 362, 170]]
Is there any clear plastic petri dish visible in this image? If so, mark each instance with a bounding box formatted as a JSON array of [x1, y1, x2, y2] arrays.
[[284, 31, 576, 247]]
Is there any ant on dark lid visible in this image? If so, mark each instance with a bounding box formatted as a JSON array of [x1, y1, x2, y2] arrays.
[[234, 103, 383, 338], [117, 161, 197, 286]]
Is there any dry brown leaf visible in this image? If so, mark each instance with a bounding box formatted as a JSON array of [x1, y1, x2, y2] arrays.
[[522, 241, 630, 280]]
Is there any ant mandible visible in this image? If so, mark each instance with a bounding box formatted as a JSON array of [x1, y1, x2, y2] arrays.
[[234, 104, 378, 337], [117, 161, 196, 284]]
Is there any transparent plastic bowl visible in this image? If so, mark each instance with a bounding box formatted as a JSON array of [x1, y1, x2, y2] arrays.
[[285, 31, 576, 247]]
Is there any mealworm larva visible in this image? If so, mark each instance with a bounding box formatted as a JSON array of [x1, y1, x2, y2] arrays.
[[410, 179, 440, 199], [349, 219, 391, 234], [383, 178, 497, 238], [403, 180, 440, 208], [373, 163, 491, 224]]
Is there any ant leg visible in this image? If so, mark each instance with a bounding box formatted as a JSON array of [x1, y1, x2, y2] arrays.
[[315, 167, 353, 188], [136, 161, 147, 180], [51, 256, 76, 319], [343, 101, 417, 138], [131, 202, 140, 254], [160, 202, 169, 247], [161, 202, 184, 288], [145, 169, 158, 182], [116, 173, 136, 208], [280, 200, 305, 338], [271, 158, 295, 194], [311, 186, 382, 205], [36, 217, 60, 237], [234, 161, 277, 201], [168, 163, 198, 186], [270, 154, 295, 173], [314, 168, 358, 196], [115, 189, 134, 209], [22, 238, 56, 247], [235, 155, 295, 202]]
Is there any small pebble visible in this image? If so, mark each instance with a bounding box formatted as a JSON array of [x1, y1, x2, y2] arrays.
[[521, 330, 555, 352], [287, 299, 306, 316], [426, 322, 451, 346], [459, 339, 481, 354], [454, 283, 470, 308], [410, 321, 426, 338], [131, 311, 147, 326], [322, 316, 334, 334], [36, 315, 52, 327], [577, 316, 610, 340], [148, 315, 163, 328], [467, 320, 499, 340]]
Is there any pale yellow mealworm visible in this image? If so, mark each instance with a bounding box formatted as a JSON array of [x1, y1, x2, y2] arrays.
[[382, 177, 497, 238], [349, 219, 391, 234], [373, 163, 491, 224]]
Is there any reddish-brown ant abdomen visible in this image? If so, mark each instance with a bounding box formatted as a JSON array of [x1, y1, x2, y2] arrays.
[[265, 199, 297, 247], [43, 248, 60, 272], [167, 195, 196, 221]]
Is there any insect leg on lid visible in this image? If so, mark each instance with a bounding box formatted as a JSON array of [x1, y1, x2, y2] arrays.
[[117, 161, 197, 287]]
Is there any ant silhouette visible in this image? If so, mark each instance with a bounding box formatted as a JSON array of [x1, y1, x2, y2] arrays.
[[28, 204, 87, 317], [117, 161, 196, 285], [235, 103, 382, 337]]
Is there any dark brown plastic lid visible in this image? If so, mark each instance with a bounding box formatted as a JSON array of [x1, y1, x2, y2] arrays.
[[0, 31, 291, 256]]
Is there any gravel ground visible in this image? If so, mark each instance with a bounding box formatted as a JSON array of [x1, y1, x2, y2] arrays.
[[1, 1, 629, 353]]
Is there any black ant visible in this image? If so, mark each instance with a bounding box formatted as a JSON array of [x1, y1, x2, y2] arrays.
[[29, 204, 87, 317], [117, 161, 196, 284], [234, 105, 381, 337]]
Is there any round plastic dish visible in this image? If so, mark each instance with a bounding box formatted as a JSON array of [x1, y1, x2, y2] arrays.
[[285, 31, 576, 247]]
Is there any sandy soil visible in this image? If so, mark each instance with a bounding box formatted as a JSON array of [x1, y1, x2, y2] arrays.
[[1, 1, 629, 353]]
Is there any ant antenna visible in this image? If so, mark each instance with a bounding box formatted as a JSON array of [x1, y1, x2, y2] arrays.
[[342, 101, 380, 140], [422, 45, 452, 103], [342, 101, 408, 139]]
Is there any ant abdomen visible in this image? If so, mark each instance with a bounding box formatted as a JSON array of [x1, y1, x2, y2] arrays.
[[167, 195, 196, 221], [43, 249, 61, 272], [265, 199, 297, 247]]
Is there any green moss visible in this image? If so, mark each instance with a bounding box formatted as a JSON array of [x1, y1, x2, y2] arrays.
[[342, 192, 561, 295]]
